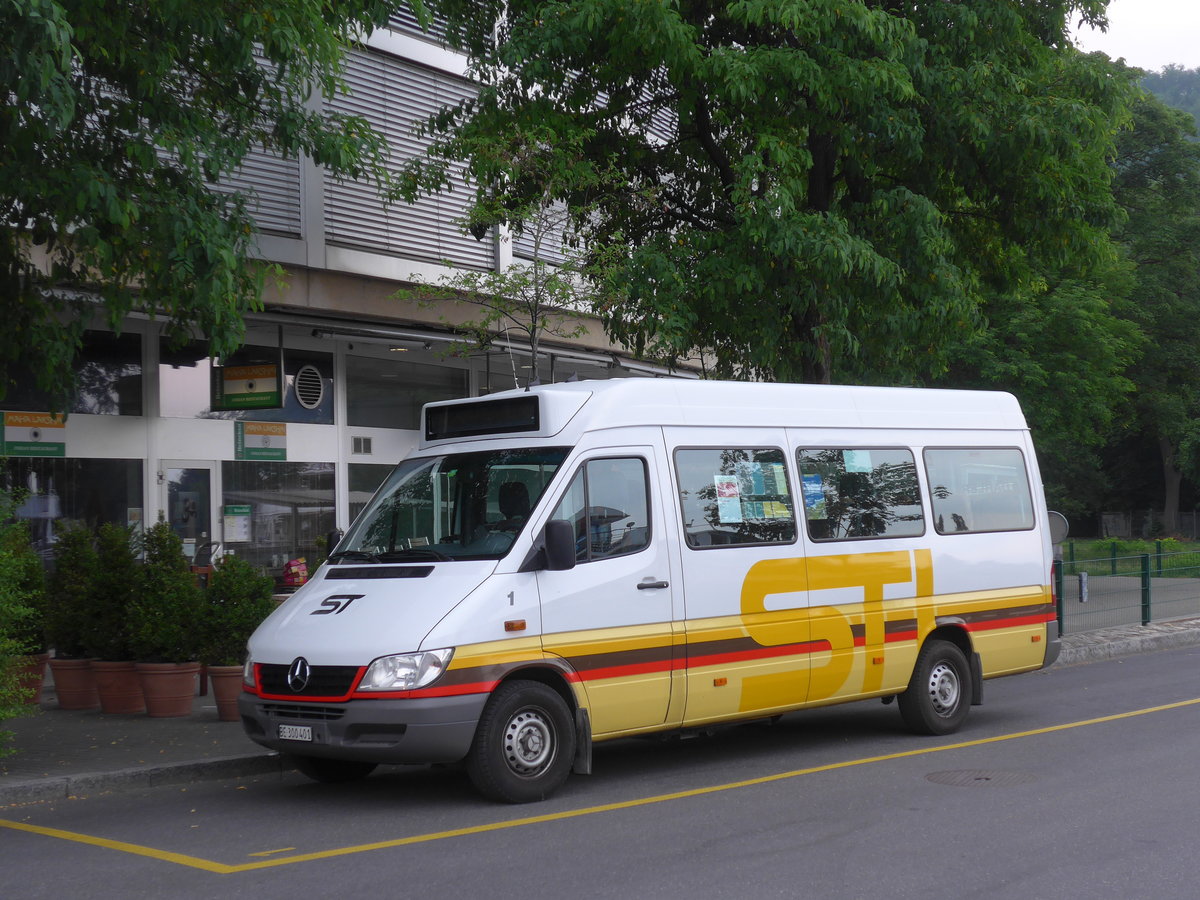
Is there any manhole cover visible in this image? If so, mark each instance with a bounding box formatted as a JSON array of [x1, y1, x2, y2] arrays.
[[925, 769, 1037, 787]]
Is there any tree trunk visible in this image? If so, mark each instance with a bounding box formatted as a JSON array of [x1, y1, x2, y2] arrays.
[[1160, 436, 1182, 535], [790, 302, 832, 384]]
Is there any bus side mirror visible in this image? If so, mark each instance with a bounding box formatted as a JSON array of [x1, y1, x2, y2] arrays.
[[1048, 511, 1069, 546], [325, 528, 344, 554], [543, 520, 577, 571]]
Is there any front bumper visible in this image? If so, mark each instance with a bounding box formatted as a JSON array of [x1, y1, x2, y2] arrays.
[[238, 692, 489, 764]]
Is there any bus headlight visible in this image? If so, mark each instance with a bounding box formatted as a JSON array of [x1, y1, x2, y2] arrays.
[[360, 648, 453, 691]]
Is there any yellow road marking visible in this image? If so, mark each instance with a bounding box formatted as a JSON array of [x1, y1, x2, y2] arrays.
[[4, 696, 1199, 874], [0, 819, 234, 873], [247, 848, 297, 857]]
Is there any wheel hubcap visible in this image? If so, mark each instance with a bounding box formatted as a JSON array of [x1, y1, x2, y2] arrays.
[[927, 661, 960, 716], [502, 708, 555, 777]]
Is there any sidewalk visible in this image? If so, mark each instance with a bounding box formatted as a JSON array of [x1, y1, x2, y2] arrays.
[[0, 682, 285, 807], [4, 618, 1200, 808]]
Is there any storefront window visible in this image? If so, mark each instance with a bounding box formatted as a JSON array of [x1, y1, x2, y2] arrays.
[[3, 459, 144, 562], [4, 331, 142, 416], [159, 341, 333, 424], [346, 355, 468, 430], [221, 461, 335, 584]]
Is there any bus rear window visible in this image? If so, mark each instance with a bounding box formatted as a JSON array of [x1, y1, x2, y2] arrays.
[[924, 448, 1034, 535]]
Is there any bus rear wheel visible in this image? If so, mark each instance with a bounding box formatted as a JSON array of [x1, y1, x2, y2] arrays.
[[466, 680, 576, 803], [898, 639, 971, 735]]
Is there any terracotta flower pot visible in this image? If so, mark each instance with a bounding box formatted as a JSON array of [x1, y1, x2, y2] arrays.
[[13, 652, 49, 705], [135, 662, 200, 718], [92, 660, 146, 714], [47, 657, 99, 710], [207, 665, 245, 722]]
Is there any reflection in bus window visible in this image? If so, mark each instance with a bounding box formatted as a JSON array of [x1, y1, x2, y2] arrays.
[[797, 448, 924, 541], [674, 448, 795, 548], [342, 447, 569, 561], [550, 458, 650, 563]]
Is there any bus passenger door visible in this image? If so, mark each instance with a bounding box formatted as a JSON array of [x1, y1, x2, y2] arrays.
[[668, 438, 810, 725], [538, 448, 680, 736]]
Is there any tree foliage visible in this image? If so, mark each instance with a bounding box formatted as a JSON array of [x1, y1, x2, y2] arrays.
[[406, 0, 1129, 383], [397, 164, 605, 388], [1107, 88, 1200, 531], [1, 0, 398, 407], [937, 259, 1141, 519], [1142, 64, 1200, 133]]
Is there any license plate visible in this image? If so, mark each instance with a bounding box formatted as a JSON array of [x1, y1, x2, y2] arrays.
[[278, 724, 313, 742]]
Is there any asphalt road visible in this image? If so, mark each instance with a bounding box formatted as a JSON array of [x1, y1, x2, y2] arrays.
[[4, 646, 1200, 900]]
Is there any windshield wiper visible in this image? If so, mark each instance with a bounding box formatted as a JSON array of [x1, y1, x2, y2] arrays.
[[378, 548, 454, 563], [326, 550, 382, 564]]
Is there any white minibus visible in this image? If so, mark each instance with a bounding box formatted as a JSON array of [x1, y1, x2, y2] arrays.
[[240, 380, 1060, 801]]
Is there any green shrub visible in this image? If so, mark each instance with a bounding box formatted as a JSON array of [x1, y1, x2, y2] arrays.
[[0, 497, 43, 756], [45, 521, 97, 658], [0, 521, 45, 655], [128, 522, 203, 663], [201, 555, 276, 666], [85, 523, 139, 660], [0, 632, 32, 757]]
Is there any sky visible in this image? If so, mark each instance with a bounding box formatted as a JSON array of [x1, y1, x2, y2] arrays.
[[1071, 0, 1200, 72]]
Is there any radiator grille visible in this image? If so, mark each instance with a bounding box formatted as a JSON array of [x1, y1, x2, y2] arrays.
[[258, 664, 361, 697]]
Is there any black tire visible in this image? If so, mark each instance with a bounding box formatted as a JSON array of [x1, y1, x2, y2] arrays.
[[897, 639, 971, 735], [290, 755, 378, 784], [466, 680, 576, 803]]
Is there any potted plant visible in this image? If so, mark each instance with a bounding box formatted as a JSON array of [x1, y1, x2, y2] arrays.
[[86, 523, 144, 714], [129, 522, 204, 717], [200, 554, 275, 721], [45, 521, 100, 710]]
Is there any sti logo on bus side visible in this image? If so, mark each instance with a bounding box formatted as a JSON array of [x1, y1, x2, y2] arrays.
[[310, 594, 364, 616]]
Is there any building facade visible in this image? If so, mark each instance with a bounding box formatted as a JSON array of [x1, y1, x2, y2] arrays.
[[3, 12, 693, 584]]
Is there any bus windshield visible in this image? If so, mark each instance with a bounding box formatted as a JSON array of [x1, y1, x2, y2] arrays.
[[336, 447, 571, 562]]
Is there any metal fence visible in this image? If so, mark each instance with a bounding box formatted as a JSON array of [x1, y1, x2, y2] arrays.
[[1054, 550, 1200, 634]]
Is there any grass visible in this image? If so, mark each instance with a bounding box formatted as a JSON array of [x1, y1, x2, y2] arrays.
[[1061, 540, 1200, 578]]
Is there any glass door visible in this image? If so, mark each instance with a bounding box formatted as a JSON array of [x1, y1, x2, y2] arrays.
[[160, 461, 219, 567]]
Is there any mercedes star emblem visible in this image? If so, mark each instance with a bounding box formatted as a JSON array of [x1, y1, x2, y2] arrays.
[[286, 657, 311, 692]]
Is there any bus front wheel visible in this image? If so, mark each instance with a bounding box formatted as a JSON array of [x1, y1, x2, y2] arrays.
[[898, 639, 971, 735], [466, 680, 576, 803]]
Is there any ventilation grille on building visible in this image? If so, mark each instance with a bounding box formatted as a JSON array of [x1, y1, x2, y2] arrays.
[[352, 436, 373, 455], [294, 364, 324, 409]]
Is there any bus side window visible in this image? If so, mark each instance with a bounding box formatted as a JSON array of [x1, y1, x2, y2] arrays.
[[549, 458, 651, 562]]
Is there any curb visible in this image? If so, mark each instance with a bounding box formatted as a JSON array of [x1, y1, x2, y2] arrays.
[[1058, 625, 1200, 666], [0, 752, 288, 807]]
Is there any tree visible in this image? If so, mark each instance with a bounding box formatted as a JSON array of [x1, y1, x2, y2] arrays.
[[935, 258, 1141, 520], [1108, 89, 1200, 533], [404, 0, 1130, 384], [2, 0, 397, 407], [398, 151, 613, 388], [1143, 64, 1200, 133]]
